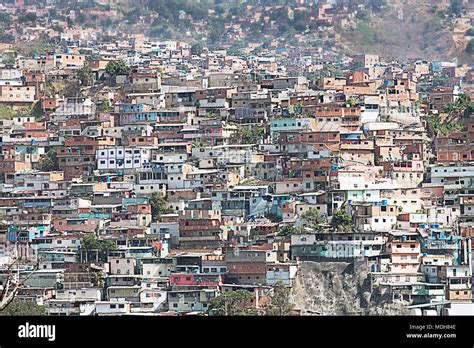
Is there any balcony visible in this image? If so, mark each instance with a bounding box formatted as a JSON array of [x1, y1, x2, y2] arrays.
[[448, 283, 471, 291], [423, 241, 459, 250]]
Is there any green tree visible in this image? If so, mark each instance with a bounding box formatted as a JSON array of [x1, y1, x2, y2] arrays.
[[0, 298, 45, 316], [425, 115, 463, 136], [82, 233, 116, 262], [76, 12, 87, 24], [367, 0, 386, 12], [449, 0, 465, 17], [77, 65, 94, 86], [356, 9, 369, 20], [63, 81, 83, 98], [443, 93, 473, 120], [39, 149, 59, 171], [466, 39, 474, 54], [301, 208, 325, 231], [191, 42, 204, 56], [331, 209, 354, 232], [277, 21, 290, 33], [265, 281, 293, 316], [18, 40, 53, 57], [294, 102, 303, 115], [192, 138, 205, 148], [31, 101, 45, 118], [83, 233, 100, 250], [235, 126, 264, 144], [215, 4, 226, 16], [209, 290, 259, 316], [90, 269, 105, 288], [432, 75, 446, 87], [67, 17, 74, 28], [2, 51, 16, 65], [0, 12, 11, 26], [0, 104, 15, 119], [239, 127, 253, 143], [150, 192, 168, 221], [19, 13, 37, 23], [98, 99, 110, 112], [100, 239, 116, 259], [278, 225, 304, 236], [347, 96, 357, 107], [456, 93, 474, 117], [208, 18, 226, 43], [51, 24, 64, 33], [14, 105, 33, 118], [291, 10, 308, 32], [105, 60, 131, 77]]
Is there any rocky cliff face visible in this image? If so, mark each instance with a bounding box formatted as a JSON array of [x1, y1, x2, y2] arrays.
[[291, 261, 410, 315]]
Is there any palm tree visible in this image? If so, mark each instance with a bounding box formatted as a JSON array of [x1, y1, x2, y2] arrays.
[[425, 115, 463, 141], [457, 93, 473, 118], [442, 102, 459, 119], [347, 97, 357, 107], [443, 93, 473, 121]]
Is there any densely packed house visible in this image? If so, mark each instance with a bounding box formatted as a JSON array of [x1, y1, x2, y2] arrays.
[[0, 4, 473, 314]]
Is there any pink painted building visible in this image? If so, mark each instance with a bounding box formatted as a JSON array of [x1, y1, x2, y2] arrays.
[[169, 273, 223, 287]]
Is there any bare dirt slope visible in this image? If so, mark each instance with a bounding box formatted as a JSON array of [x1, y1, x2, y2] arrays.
[[291, 261, 410, 315], [339, 0, 472, 63]]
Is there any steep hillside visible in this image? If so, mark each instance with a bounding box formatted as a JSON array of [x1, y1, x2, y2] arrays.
[[338, 0, 472, 63], [291, 261, 410, 316], [45, 0, 471, 63]]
